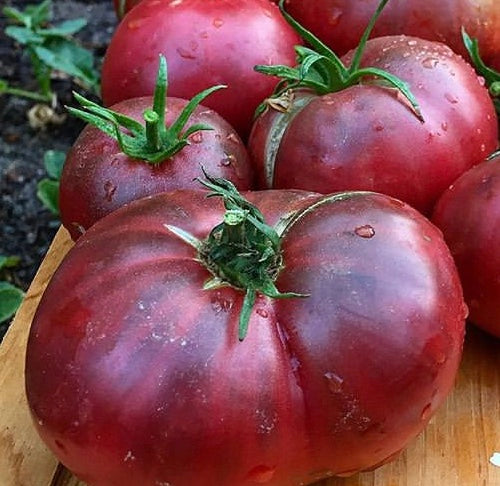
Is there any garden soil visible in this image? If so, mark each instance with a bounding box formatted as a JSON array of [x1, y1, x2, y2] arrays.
[[0, 0, 117, 339]]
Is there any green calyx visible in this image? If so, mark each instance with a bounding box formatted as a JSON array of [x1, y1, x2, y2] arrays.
[[462, 28, 500, 117], [166, 172, 307, 341], [67, 55, 226, 164], [255, 0, 423, 121]]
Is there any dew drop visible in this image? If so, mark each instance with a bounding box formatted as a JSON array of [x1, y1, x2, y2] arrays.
[[256, 308, 269, 318], [176, 47, 196, 60], [55, 439, 66, 452], [441, 121, 448, 131], [200, 31, 209, 39], [354, 224, 375, 238], [421, 403, 433, 421], [127, 18, 147, 30], [246, 465, 276, 483], [221, 153, 236, 166], [373, 124, 384, 132], [104, 180, 116, 202], [422, 57, 439, 69], [211, 295, 233, 313], [407, 39, 417, 46], [444, 92, 459, 104], [213, 18, 224, 28], [226, 132, 239, 143], [480, 144, 486, 152], [328, 7, 343, 26], [478, 76, 486, 86], [190, 132, 203, 143], [324, 371, 344, 393]]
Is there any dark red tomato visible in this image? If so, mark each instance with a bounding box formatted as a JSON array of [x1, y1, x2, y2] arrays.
[[101, 0, 301, 138], [432, 156, 500, 338], [26, 186, 466, 485], [249, 36, 498, 214], [59, 96, 252, 240], [113, 0, 280, 19], [284, 0, 500, 65]]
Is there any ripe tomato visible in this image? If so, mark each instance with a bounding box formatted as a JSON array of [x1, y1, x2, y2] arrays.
[[284, 0, 500, 67], [60, 70, 253, 240], [249, 34, 498, 214], [26, 181, 466, 485], [113, 0, 281, 19], [432, 156, 500, 338], [102, 0, 301, 138]]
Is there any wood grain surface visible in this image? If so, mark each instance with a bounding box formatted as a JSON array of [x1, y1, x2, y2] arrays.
[[0, 228, 499, 486]]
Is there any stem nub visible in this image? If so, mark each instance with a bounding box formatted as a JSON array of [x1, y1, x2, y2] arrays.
[[167, 172, 307, 340], [255, 0, 423, 122], [67, 55, 226, 165]]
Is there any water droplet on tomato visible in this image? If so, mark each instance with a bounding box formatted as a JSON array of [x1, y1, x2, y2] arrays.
[[246, 465, 276, 483], [127, 18, 147, 30], [373, 124, 384, 132], [190, 132, 203, 144], [256, 308, 269, 318], [226, 132, 239, 143], [324, 371, 344, 393], [422, 57, 439, 69], [407, 39, 417, 46], [441, 122, 448, 131], [444, 93, 459, 104], [354, 225, 375, 238], [176, 47, 196, 60], [421, 403, 433, 421], [55, 439, 66, 452], [328, 7, 343, 26], [200, 31, 209, 39], [213, 18, 224, 28], [478, 76, 486, 86], [221, 153, 236, 166], [104, 180, 116, 202], [211, 294, 233, 313]]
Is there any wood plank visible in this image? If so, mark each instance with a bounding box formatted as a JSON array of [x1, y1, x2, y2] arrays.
[[0, 228, 73, 486], [1, 227, 499, 486]]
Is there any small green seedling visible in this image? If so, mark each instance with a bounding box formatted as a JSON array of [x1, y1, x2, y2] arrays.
[[37, 149, 66, 215], [0, 256, 24, 324], [2, 0, 99, 103]]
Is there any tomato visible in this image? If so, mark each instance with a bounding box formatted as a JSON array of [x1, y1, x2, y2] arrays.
[[101, 0, 301, 138], [249, 31, 498, 214], [60, 56, 253, 241], [26, 179, 466, 485], [284, 0, 500, 67], [432, 156, 500, 338]]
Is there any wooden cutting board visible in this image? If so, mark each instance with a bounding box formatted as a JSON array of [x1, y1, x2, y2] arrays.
[[1, 227, 499, 486]]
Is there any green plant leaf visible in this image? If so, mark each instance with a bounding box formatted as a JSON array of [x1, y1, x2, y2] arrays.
[[2, 6, 32, 26], [37, 179, 60, 215], [26, 0, 52, 28], [39, 18, 88, 37], [5, 25, 44, 44], [33, 39, 99, 89], [0, 256, 21, 270], [0, 282, 24, 323], [43, 149, 66, 180]]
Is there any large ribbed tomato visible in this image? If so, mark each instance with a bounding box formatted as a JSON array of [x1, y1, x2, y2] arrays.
[[102, 0, 301, 138], [26, 182, 466, 486], [432, 155, 500, 338]]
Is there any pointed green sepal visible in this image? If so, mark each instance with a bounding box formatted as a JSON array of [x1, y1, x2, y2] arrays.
[[68, 55, 226, 164]]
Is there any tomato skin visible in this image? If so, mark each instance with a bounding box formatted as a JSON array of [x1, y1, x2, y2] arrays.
[[59, 96, 252, 240], [432, 157, 500, 338], [284, 0, 500, 66], [101, 0, 301, 138], [249, 36, 498, 215], [26, 188, 466, 485]]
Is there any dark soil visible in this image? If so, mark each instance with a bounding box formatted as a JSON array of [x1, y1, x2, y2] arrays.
[[0, 0, 117, 340]]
